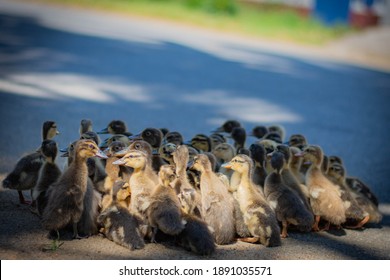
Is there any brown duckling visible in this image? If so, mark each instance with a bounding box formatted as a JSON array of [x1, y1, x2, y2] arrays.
[[32, 140, 62, 216], [42, 139, 107, 239], [99, 134, 131, 150], [212, 142, 236, 179], [164, 131, 183, 146], [97, 181, 144, 250], [288, 134, 308, 150], [288, 146, 306, 184], [268, 124, 285, 143], [230, 127, 246, 152], [172, 145, 202, 217], [300, 145, 346, 231], [147, 165, 186, 242], [257, 139, 278, 175], [212, 120, 242, 134], [159, 142, 177, 164], [223, 155, 281, 247], [3, 121, 59, 204], [189, 154, 235, 245], [189, 134, 212, 152], [98, 120, 132, 136], [113, 150, 158, 238], [264, 152, 314, 238], [250, 125, 268, 139], [327, 163, 371, 228]]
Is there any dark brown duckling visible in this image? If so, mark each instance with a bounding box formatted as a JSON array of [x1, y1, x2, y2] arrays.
[[189, 134, 212, 153], [212, 120, 242, 134], [189, 154, 235, 245], [97, 120, 132, 136], [268, 125, 285, 143], [223, 154, 281, 246], [42, 139, 107, 239], [264, 152, 314, 238], [249, 143, 267, 188], [3, 121, 59, 204], [231, 127, 246, 152], [209, 133, 226, 151], [159, 142, 177, 164], [79, 119, 93, 135], [32, 140, 62, 216], [147, 165, 185, 242], [288, 134, 308, 150], [250, 125, 268, 139]]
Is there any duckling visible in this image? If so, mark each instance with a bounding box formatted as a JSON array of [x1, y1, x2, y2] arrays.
[[264, 152, 314, 238], [268, 124, 285, 143], [288, 146, 306, 184], [263, 131, 283, 144], [32, 140, 62, 216], [189, 154, 235, 245], [159, 142, 177, 164], [79, 119, 93, 135], [257, 139, 278, 175], [209, 133, 226, 150], [135, 128, 166, 172], [189, 134, 211, 152], [237, 147, 251, 156], [160, 128, 169, 136], [248, 143, 267, 188], [147, 165, 185, 242], [99, 134, 131, 150], [2, 121, 59, 204], [42, 139, 107, 239], [212, 120, 242, 134], [97, 181, 144, 251], [300, 145, 346, 231], [113, 150, 158, 239], [288, 134, 307, 150], [164, 131, 183, 146], [212, 143, 235, 179], [80, 131, 101, 146], [346, 177, 379, 207], [176, 212, 216, 256], [250, 125, 268, 139], [274, 145, 312, 213], [98, 120, 132, 136], [222, 155, 281, 246], [327, 163, 370, 228], [328, 155, 343, 166], [231, 127, 246, 152], [204, 152, 219, 172], [172, 145, 202, 217]]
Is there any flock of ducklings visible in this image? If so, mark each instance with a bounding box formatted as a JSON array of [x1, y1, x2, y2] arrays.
[[2, 119, 382, 256]]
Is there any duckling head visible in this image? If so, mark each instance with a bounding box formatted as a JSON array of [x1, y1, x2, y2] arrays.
[[250, 125, 268, 139], [249, 143, 266, 165], [41, 139, 58, 162], [158, 165, 177, 188], [189, 134, 211, 152], [288, 134, 307, 149], [80, 131, 100, 145], [43, 121, 59, 140], [105, 141, 127, 157], [140, 128, 163, 149], [258, 139, 277, 155], [76, 139, 108, 160], [164, 131, 183, 146], [275, 144, 291, 164], [222, 154, 253, 175], [328, 155, 344, 166], [213, 120, 241, 133], [98, 120, 128, 135], [187, 146, 199, 162], [100, 134, 130, 149], [212, 143, 235, 163], [209, 133, 226, 150], [113, 150, 148, 170], [189, 154, 212, 173], [159, 142, 177, 164], [268, 124, 285, 142], [79, 119, 93, 136], [327, 162, 346, 183], [302, 145, 323, 167], [270, 151, 286, 174], [263, 131, 282, 143], [289, 146, 303, 168]]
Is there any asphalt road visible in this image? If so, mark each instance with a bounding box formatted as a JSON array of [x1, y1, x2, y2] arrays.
[[0, 0, 389, 260]]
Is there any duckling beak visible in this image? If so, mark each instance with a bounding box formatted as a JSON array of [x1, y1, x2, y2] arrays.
[[95, 150, 108, 159], [294, 151, 305, 157], [128, 133, 142, 140], [60, 147, 69, 153], [211, 127, 224, 133], [102, 147, 111, 157], [61, 151, 69, 157], [266, 151, 275, 159], [97, 127, 109, 134], [113, 158, 126, 166], [187, 161, 194, 170], [221, 162, 232, 169], [56, 130, 60, 135]]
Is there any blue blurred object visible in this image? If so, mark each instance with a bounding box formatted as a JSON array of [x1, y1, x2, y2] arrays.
[[313, 0, 350, 25]]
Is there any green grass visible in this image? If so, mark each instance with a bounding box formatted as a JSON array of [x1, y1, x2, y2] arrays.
[[35, 0, 353, 45]]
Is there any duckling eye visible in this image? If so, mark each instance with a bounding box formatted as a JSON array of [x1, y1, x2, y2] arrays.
[[89, 144, 94, 149], [145, 131, 151, 136], [135, 144, 141, 149]]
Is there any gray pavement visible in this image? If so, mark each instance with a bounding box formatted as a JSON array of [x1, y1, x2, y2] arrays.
[[0, 0, 389, 260]]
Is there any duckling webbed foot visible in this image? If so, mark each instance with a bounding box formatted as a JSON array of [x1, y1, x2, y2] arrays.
[[344, 215, 370, 230], [312, 215, 321, 232], [237, 237, 259, 243], [281, 221, 289, 238]]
